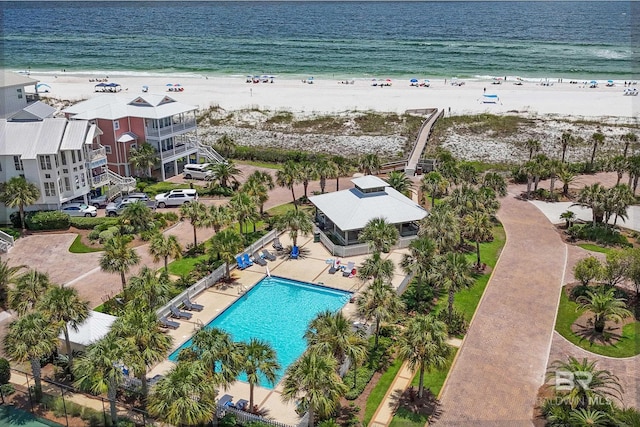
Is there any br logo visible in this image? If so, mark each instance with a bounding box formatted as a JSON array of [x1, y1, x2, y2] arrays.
[[555, 371, 593, 391]]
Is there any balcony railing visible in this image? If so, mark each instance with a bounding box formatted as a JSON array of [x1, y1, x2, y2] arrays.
[[89, 146, 106, 161], [144, 120, 196, 139], [158, 143, 197, 160], [92, 173, 110, 187]]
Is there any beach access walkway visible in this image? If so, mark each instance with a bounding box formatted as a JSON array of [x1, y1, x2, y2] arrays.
[[404, 108, 442, 176], [433, 185, 567, 426]]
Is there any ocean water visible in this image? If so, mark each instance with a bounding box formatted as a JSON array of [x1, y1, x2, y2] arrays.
[[1, 1, 636, 80]]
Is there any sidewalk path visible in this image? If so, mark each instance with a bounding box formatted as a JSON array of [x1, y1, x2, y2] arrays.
[[369, 361, 414, 427], [433, 188, 568, 426]]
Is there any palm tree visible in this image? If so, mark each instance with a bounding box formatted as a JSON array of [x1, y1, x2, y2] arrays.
[[210, 229, 244, 279], [315, 158, 338, 194], [356, 279, 404, 347], [606, 184, 635, 227], [577, 286, 632, 333], [125, 266, 172, 310], [621, 131, 638, 158], [208, 204, 231, 233], [568, 408, 609, 426], [573, 183, 607, 225], [111, 308, 173, 402], [559, 131, 573, 163], [149, 233, 182, 272], [229, 191, 258, 234], [74, 333, 133, 424], [299, 161, 319, 200], [276, 161, 300, 209], [0, 259, 24, 309], [401, 236, 437, 305], [520, 160, 537, 198], [436, 253, 474, 322], [481, 172, 507, 197], [242, 179, 269, 217], [419, 203, 459, 253], [626, 154, 640, 195], [560, 210, 577, 229], [148, 360, 218, 427], [358, 153, 381, 175], [358, 252, 395, 283], [359, 217, 399, 254], [37, 284, 89, 368], [210, 161, 241, 189], [4, 312, 59, 401], [546, 356, 623, 409], [180, 201, 210, 247], [462, 211, 493, 267], [420, 171, 448, 208], [386, 171, 412, 197], [99, 235, 140, 291], [128, 143, 158, 177], [190, 327, 241, 389], [120, 201, 155, 233], [397, 314, 450, 398], [332, 156, 353, 191], [606, 155, 628, 186], [0, 176, 41, 230], [305, 310, 366, 366], [589, 132, 605, 170], [216, 133, 237, 158], [524, 138, 541, 160], [237, 338, 280, 413], [8, 269, 51, 315], [281, 351, 347, 427], [545, 158, 563, 195], [458, 162, 479, 186], [276, 208, 313, 247], [557, 166, 576, 197]]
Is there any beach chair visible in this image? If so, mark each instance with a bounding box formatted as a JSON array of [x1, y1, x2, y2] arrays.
[[328, 263, 338, 274], [182, 297, 204, 312], [242, 253, 253, 267], [290, 245, 299, 259], [252, 251, 267, 266], [236, 399, 249, 411], [272, 237, 284, 252], [170, 305, 192, 320], [159, 316, 180, 329], [236, 255, 247, 270], [262, 249, 277, 261], [342, 261, 355, 277]]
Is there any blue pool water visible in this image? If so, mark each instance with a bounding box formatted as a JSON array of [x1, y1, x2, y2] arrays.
[[168, 276, 351, 388]]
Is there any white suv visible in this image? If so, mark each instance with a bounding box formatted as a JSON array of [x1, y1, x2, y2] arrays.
[[155, 189, 198, 208], [183, 163, 213, 180]]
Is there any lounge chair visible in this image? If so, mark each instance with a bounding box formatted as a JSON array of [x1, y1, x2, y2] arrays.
[[236, 399, 249, 411], [290, 245, 299, 259], [342, 261, 355, 277], [252, 251, 267, 266], [170, 305, 192, 320], [182, 297, 204, 312], [262, 249, 277, 261], [328, 264, 338, 274], [236, 255, 247, 270], [242, 253, 253, 267], [159, 316, 180, 329], [272, 237, 284, 252]]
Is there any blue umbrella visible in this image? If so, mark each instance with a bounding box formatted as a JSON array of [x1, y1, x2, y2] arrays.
[[410, 78, 418, 83], [166, 83, 173, 86], [591, 80, 598, 84], [36, 83, 51, 89]]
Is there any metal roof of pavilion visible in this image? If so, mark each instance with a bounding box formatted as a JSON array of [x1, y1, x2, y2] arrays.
[[59, 310, 117, 347], [63, 94, 197, 120]]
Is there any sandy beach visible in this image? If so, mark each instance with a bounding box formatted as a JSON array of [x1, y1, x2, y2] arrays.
[[30, 72, 639, 120]]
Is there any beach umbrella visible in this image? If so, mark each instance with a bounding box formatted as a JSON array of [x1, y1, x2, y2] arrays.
[[423, 79, 430, 83], [608, 80, 614, 83], [410, 78, 418, 83], [591, 80, 598, 84], [95, 83, 107, 87], [174, 83, 181, 87], [36, 83, 51, 89]]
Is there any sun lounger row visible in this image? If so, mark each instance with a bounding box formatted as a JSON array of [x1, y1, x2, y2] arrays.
[[236, 249, 279, 270], [328, 260, 357, 277]]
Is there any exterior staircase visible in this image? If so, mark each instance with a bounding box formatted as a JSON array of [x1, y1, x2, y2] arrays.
[[0, 230, 15, 254], [189, 136, 226, 164], [106, 170, 137, 197]]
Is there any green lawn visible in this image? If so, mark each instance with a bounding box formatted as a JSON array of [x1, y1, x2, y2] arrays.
[[265, 202, 314, 218], [68, 235, 102, 253], [555, 289, 640, 358], [577, 243, 616, 255], [363, 357, 403, 426], [167, 256, 207, 276]]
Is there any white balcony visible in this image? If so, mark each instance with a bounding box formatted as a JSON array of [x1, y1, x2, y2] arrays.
[[145, 120, 197, 139], [92, 173, 110, 187]]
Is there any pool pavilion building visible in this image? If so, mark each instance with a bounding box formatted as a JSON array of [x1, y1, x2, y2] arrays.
[[309, 175, 428, 256]]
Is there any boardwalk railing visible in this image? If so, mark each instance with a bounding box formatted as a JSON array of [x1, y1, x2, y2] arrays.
[[156, 229, 278, 319]]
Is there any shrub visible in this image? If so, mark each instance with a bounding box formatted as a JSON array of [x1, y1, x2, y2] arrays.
[[344, 365, 376, 400], [0, 383, 15, 396], [567, 224, 630, 247], [219, 413, 238, 427], [98, 227, 120, 243], [162, 212, 179, 222], [25, 211, 70, 231], [570, 285, 591, 301], [437, 308, 468, 336], [184, 242, 206, 256], [0, 228, 20, 240], [0, 358, 10, 384], [70, 217, 118, 230]]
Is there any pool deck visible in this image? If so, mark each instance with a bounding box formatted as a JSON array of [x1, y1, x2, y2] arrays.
[[148, 231, 409, 426]]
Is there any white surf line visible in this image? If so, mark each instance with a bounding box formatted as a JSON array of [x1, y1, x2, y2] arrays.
[[63, 266, 101, 287]]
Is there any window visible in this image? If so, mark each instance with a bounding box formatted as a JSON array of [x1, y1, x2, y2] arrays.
[[80, 174, 86, 187], [77, 150, 82, 162], [71, 151, 76, 163], [17, 88, 22, 100], [130, 143, 137, 150], [105, 146, 112, 154], [79, 165, 84, 170], [45, 174, 51, 179], [44, 182, 56, 197], [58, 180, 63, 194], [114, 120, 120, 131], [39, 155, 52, 170], [14, 156, 23, 171], [64, 177, 71, 192], [62, 168, 68, 174], [61, 152, 67, 165], [54, 155, 59, 168], [75, 176, 80, 189]]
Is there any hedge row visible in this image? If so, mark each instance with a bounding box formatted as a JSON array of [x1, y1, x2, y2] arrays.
[[229, 145, 351, 165], [24, 211, 70, 231], [69, 217, 119, 229]]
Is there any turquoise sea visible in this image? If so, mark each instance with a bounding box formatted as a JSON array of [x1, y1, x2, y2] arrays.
[[1, 1, 637, 80]]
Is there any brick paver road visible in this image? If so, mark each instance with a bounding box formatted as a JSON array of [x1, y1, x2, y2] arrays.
[[433, 188, 568, 426]]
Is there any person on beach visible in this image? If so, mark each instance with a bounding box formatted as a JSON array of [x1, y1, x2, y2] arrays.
[[483, 87, 486, 93]]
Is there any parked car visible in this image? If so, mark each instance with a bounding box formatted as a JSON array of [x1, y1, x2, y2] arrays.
[[61, 203, 98, 217], [105, 193, 152, 216], [183, 163, 213, 180], [88, 194, 109, 208], [155, 189, 198, 208]]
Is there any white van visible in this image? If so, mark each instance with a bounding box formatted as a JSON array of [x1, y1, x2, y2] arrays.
[[182, 163, 213, 180]]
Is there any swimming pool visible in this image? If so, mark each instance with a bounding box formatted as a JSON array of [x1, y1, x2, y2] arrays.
[[169, 276, 351, 388]]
